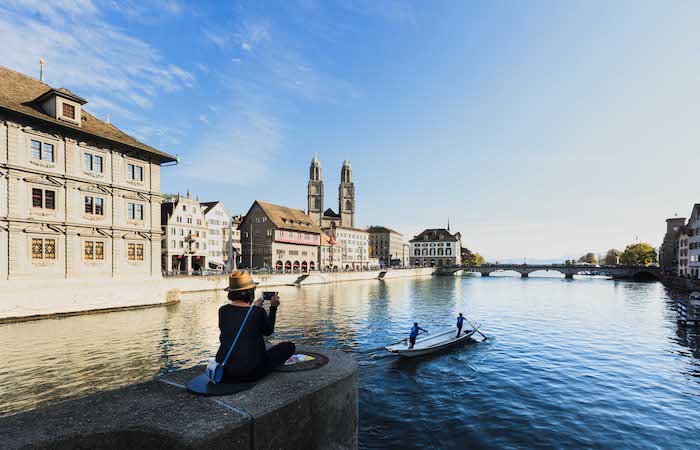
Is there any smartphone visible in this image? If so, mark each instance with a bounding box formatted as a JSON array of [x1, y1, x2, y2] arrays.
[[262, 291, 277, 301]]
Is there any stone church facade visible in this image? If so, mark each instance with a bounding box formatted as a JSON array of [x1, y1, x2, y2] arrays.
[[306, 154, 355, 229], [0, 65, 177, 282]]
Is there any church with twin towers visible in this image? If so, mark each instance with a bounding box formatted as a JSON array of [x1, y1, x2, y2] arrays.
[[307, 154, 355, 229]]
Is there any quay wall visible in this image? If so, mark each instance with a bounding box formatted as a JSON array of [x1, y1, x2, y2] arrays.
[[0, 268, 435, 322], [660, 274, 700, 292], [0, 346, 359, 450]]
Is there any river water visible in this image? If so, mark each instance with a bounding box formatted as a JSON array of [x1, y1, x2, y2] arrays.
[[1, 275, 699, 448]]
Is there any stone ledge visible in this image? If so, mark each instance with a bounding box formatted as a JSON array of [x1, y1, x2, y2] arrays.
[[0, 347, 358, 450]]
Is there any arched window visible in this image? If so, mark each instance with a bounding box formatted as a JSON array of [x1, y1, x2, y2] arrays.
[[422, 249, 428, 256], [438, 248, 444, 256], [430, 249, 436, 256], [345, 200, 352, 211], [446, 249, 452, 256], [414, 249, 420, 256], [314, 198, 321, 209]]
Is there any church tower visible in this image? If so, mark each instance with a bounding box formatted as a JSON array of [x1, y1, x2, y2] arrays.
[[339, 159, 355, 228], [307, 153, 324, 226]]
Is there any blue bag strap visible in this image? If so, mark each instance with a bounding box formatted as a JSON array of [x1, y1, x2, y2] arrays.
[[222, 304, 255, 366]]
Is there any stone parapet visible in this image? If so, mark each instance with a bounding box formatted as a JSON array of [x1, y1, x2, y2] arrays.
[[0, 347, 358, 450]]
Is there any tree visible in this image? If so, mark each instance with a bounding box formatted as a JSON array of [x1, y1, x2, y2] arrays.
[[619, 243, 657, 266], [603, 249, 621, 266], [461, 247, 485, 266], [579, 253, 597, 264]]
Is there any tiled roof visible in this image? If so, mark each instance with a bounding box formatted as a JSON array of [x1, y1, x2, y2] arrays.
[[410, 228, 460, 243], [252, 201, 322, 233], [0, 65, 176, 163]]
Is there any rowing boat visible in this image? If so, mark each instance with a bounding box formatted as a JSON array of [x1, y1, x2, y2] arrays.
[[385, 323, 481, 357]]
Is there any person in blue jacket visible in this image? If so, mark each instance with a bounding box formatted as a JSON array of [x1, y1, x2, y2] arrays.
[[409, 322, 427, 349], [456, 313, 469, 337]]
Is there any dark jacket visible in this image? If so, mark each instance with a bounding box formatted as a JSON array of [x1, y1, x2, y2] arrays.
[[215, 304, 278, 380]]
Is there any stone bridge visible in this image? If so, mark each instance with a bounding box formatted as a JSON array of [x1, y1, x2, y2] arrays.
[[435, 264, 660, 280]]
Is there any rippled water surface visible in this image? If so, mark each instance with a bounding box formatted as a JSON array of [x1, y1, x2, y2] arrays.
[[2, 276, 700, 448]]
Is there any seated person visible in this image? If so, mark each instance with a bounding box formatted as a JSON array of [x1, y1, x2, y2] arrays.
[[216, 271, 295, 382]]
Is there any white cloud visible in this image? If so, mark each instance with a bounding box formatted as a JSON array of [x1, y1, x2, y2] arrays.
[[241, 42, 252, 51], [199, 114, 209, 125], [0, 3, 195, 113]]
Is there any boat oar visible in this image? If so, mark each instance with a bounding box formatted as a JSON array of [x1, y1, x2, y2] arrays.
[[388, 330, 428, 347], [465, 319, 487, 340]]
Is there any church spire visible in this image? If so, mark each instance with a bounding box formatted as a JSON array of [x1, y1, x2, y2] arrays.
[[447, 218, 450, 232]]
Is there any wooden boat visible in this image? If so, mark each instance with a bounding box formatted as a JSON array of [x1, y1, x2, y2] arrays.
[[385, 323, 482, 357]]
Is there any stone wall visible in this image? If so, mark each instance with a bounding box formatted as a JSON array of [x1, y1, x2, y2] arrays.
[[0, 347, 359, 450], [0, 268, 436, 322]]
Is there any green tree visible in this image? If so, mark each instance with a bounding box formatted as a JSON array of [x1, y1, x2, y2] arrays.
[[619, 243, 657, 266], [579, 253, 597, 264], [461, 248, 485, 266], [603, 249, 621, 266]]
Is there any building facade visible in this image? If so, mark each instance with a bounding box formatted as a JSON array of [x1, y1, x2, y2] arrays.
[[409, 228, 462, 267], [231, 215, 242, 270], [306, 155, 355, 229], [324, 226, 369, 270], [0, 65, 176, 281], [241, 200, 321, 272], [687, 205, 700, 279], [161, 193, 208, 273], [318, 232, 342, 270], [659, 217, 686, 273], [201, 201, 231, 270], [678, 226, 689, 277], [367, 226, 405, 267]]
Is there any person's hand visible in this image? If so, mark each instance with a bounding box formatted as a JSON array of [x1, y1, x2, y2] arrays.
[[253, 298, 263, 307], [270, 294, 280, 307]]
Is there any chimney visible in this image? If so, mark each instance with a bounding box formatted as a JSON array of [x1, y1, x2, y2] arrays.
[[106, 114, 110, 124], [39, 58, 45, 82]]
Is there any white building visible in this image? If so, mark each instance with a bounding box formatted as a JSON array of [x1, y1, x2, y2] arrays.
[[231, 215, 242, 269], [687, 204, 700, 278], [679, 225, 689, 277], [409, 228, 462, 267], [0, 65, 176, 282], [161, 193, 208, 273], [323, 226, 370, 270], [201, 201, 231, 270]]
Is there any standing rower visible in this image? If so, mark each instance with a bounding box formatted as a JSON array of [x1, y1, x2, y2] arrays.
[[409, 322, 427, 349], [456, 313, 466, 337]]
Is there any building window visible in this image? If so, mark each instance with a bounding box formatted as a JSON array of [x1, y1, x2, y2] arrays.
[[84, 196, 104, 215], [171, 228, 176, 235], [127, 203, 144, 220], [127, 243, 144, 261], [32, 188, 56, 210], [83, 153, 103, 173], [179, 241, 184, 248], [30, 140, 54, 162], [32, 238, 56, 260], [127, 163, 143, 181], [62, 103, 75, 119], [84, 241, 105, 260], [171, 240, 175, 248]]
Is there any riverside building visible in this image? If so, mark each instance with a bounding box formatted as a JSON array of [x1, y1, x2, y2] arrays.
[[0, 65, 177, 282], [659, 217, 686, 274], [323, 226, 370, 270], [678, 226, 689, 277], [367, 225, 405, 268], [687, 205, 700, 279], [240, 200, 321, 272], [410, 228, 462, 267], [160, 193, 208, 273], [201, 201, 232, 270]]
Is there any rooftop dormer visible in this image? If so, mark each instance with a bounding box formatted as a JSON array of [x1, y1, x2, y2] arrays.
[[34, 88, 87, 127]]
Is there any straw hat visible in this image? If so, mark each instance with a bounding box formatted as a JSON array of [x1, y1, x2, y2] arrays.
[[224, 270, 257, 292]]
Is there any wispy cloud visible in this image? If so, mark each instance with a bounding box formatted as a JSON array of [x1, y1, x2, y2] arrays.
[[0, 2, 194, 112], [199, 114, 209, 125]]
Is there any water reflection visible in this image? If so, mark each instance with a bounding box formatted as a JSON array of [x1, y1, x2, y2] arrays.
[[1, 277, 700, 448]]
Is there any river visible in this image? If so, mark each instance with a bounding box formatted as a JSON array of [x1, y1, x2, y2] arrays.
[[1, 275, 699, 448]]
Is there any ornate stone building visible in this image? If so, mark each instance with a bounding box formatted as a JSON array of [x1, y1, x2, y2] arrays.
[[307, 155, 355, 229], [201, 200, 231, 270], [0, 65, 177, 282]]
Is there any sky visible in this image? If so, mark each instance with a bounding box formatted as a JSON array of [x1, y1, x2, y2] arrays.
[[1, 0, 699, 263]]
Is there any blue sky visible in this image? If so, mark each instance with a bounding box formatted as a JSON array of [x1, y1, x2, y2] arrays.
[[2, 1, 699, 262]]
